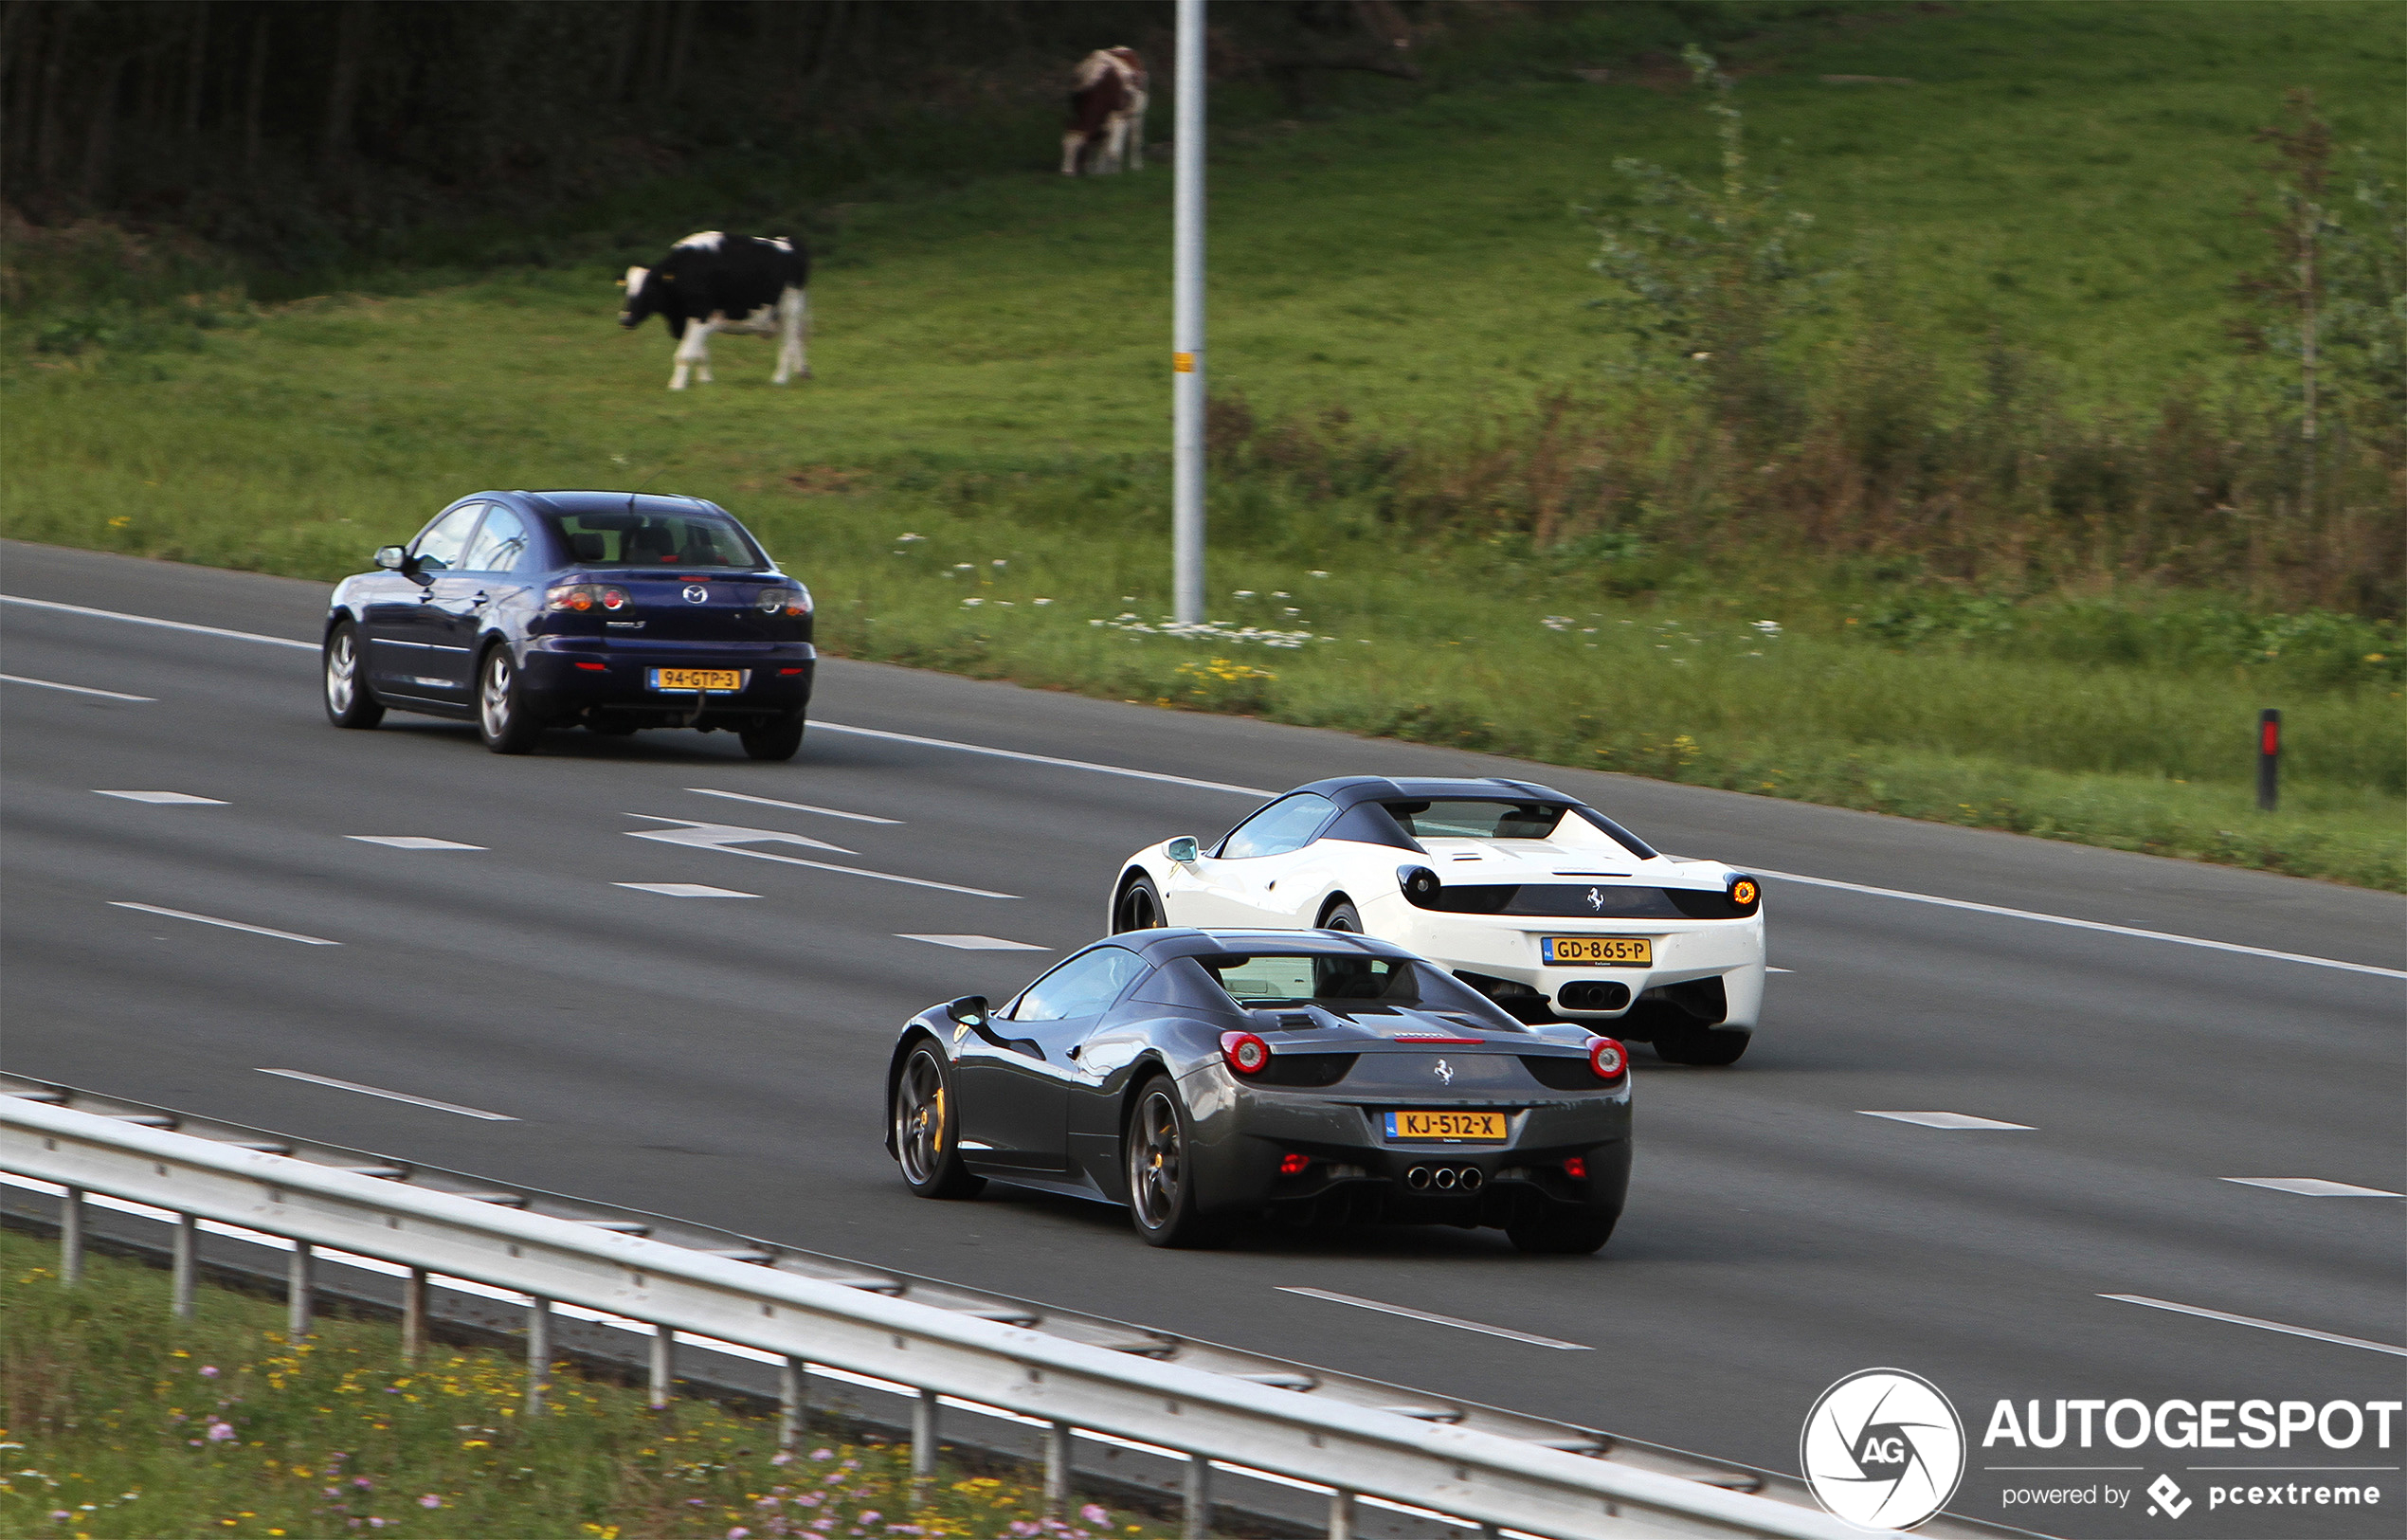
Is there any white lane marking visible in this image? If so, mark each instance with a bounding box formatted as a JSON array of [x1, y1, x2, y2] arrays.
[[109, 900, 338, 945], [2102, 1295, 2407, 1357], [1766, 966, 1794, 973], [615, 882, 759, 898], [1860, 1111, 2036, 1131], [2222, 1176, 2404, 1198], [1, 673, 154, 701], [96, 788, 225, 805], [1758, 868, 2406, 980], [814, 720, 1276, 798], [626, 814, 853, 855], [258, 1067, 515, 1120], [348, 836, 485, 851], [898, 933, 1049, 951], [687, 788, 902, 824], [1276, 1286, 1591, 1350], [626, 816, 1017, 898], [2, 593, 317, 650], [22, 595, 2398, 979]]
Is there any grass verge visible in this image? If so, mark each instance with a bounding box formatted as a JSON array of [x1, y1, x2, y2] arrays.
[[0, 1231, 1161, 1540]]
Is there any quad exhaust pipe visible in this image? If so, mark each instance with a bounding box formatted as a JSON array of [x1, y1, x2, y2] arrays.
[[1405, 1165, 1485, 1192]]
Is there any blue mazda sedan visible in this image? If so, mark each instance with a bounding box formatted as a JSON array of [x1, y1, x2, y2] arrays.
[[321, 490, 815, 759]]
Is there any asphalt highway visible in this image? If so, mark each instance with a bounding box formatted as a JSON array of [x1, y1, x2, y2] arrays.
[[4, 539, 2401, 1539]]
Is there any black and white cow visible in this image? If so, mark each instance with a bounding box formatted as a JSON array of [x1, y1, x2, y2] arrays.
[[1061, 47, 1147, 175], [618, 232, 810, 390]]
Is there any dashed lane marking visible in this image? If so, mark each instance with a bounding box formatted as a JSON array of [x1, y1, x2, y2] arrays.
[[614, 882, 759, 898], [1276, 1287, 1590, 1350], [2, 593, 317, 650], [257, 1068, 515, 1120], [16, 594, 2398, 980], [1859, 1111, 2035, 1131], [95, 789, 225, 805], [1, 673, 154, 701], [626, 816, 1016, 899], [2101, 1295, 2407, 1357], [348, 836, 486, 851], [109, 900, 338, 945], [897, 934, 1049, 951], [686, 788, 902, 824], [2221, 1177, 2403, 1198]]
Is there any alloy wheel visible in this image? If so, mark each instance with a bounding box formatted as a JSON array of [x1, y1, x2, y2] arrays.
[[480, 650, 514, 738], [896, 1049, 949, 1185], [325, 632, 357, 713], [1129, 1088, 1185, 1229]]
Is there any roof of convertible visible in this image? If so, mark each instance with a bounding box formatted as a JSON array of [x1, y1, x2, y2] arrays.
[[1120, 929, 1424, 963], [1289, 775, 1581, 807]]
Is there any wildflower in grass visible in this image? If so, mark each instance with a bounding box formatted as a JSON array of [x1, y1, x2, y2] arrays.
[[895, 534, 925, 543], [1232, 589, 1255, 598], [770, 1452, 793, 1467], [1752, 620, 1783, 636], [1308, 571, 1329, 578], [200, 1367, 220, 1379], [729, 1530, 751, 1539], [206, 1422, 235, 1441], [1032, 597, 1052, 606], [419, 1495, 443, 1509], [1080, 1505, 1110, 1525], [991, 559, 1006, 568]]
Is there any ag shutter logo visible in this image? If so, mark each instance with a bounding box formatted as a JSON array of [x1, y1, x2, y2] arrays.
[[1801, 1368, 1967, 1531], [2145, 1474, 2191, 1519]]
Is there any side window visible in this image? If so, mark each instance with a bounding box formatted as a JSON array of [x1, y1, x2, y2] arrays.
[[1011, 946, 1148, 1023], [1218, 793, 1335, 860], [410, 504, 485, 572], [461, 505, 532, 573]]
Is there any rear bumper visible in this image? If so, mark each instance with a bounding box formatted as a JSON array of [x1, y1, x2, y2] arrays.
[[520, 640, 815, 722]]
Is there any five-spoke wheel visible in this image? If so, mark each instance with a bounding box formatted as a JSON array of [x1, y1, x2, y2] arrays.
[[894, 1044, 982, 1199], [321, 621, 384, 730], [476, 644, 542, 754], [1126, 1076, 1224, 1247], [1113, 874, 1165, 933]]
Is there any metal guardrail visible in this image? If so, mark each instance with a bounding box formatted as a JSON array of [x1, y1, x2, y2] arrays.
[[0, 1078, 2017, 1540]]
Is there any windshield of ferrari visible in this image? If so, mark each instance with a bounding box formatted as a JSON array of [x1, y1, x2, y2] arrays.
[[1205, 954, 1417, 1006], [1387, 800, 1566, 840], [548, 508, 768, 570]]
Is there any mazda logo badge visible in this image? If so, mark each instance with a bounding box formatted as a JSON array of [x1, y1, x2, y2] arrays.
[[1433, 1059, 1455, 1085], [681, 585, 708, 604]]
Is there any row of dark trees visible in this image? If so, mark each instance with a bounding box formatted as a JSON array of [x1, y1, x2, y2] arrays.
[[1, 1, 1437, 259]]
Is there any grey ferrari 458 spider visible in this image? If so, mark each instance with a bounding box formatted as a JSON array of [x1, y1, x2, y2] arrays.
[[884, 928, 1632, 1252]]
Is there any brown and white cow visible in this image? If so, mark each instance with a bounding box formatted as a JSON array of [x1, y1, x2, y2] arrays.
[[1061, 46, 1147, 175]]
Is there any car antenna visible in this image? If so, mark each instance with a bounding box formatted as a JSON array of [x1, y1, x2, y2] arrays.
[[624, 464, 671, 521]]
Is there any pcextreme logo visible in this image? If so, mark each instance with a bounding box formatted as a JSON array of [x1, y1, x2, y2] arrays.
[[1801, 1368, 1967, 1531]]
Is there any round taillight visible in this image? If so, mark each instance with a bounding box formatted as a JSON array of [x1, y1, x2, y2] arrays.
[[1588, 1037, 1627, 1080], [1729, 877, 1760, 908], [602, 588, 629, 610], [1399, 865, 1439, 901], [1221, 1031, 1271, 1076]]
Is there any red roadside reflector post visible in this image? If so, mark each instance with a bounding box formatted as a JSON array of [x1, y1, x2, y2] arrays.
[[2256, 708, 2280, 813]]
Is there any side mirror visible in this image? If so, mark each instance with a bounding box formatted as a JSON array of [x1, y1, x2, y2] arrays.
[[373, 546, 409, 571], [1166, 835, 1201, 864], [945, 995, 990, 1030]]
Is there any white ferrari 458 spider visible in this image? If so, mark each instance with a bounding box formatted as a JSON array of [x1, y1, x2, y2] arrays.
[[1110, 776, 1765, 1064]]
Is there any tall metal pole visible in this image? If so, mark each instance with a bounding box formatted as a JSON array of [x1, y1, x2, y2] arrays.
[[1171, 0, 1206, 625]]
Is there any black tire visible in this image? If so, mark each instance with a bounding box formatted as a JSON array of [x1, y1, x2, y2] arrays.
[[1113, 874, 1166, 933], [740, 711, 806, 762], [1318, 898, 1364, 932], [1125, 1076, 1227, 1248], [321, 621, 384, 730], [1653, 1023, 1750, 1066], [1506, 1211, 1618, 1255], [475, 643, 544, 754], [892, 1042, 985, 1200]]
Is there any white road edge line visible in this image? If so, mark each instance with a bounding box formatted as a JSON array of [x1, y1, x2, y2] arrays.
[[18, 594, 2397, 979], [1859, 1111, 2036, 1132], [109, 901, 338, 946], [686, 788, 902, 824], [2101, 1295, 2407, 1357], [258, 1068, 515, 1120], [1276, 1286, 1591, 1350], [814, 720, 1276, 798], [1756, 868, 2407, 981], [2220, 1176, 2404, 1198], [2, 593, 317, 650], [0, 673, 154, 701]]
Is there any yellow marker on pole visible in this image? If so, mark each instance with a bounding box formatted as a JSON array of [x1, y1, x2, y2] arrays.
[[1172, 353, 1196, 372]]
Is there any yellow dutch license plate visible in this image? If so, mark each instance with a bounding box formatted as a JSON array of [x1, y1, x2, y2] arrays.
[[648, 668, 745, 694], [1541, 936, 1653, 967], [1383, 1110, 1509, 1143]]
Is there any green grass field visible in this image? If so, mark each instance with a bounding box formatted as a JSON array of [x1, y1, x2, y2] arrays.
[[3, 2, 2400, 888], [0, 1231, 1158, 1539]]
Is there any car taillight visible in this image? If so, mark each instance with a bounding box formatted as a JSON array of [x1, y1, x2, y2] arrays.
[[1221, 1031, 1271, 1076], [1563, 1155, 1588, 1180], [1278, 1152, 1311, 1176], [755, 585, 812, 616], [1588, 1037, 1627, 1080], [547, 583, 631, 613]]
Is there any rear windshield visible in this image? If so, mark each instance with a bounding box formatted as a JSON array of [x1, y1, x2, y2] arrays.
[[548, 508, 767, 570], [1204, 954, 1419, 1006], [1387, 800, 1566, 840]]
